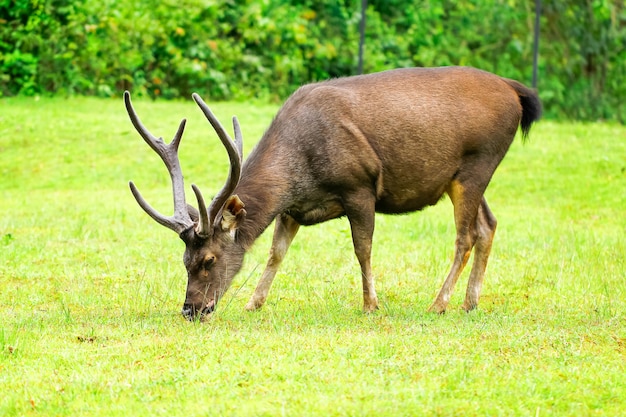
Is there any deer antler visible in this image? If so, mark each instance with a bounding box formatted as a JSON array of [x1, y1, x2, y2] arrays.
[[126, 91, 243, 238], [191, 93, 243, 237], [125, 91, 195, 234]]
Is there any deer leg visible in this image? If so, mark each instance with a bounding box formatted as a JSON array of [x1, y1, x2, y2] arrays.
[[245, 214, 300, 311], [344, 191, 378, 313], [428, 179, 482, 314], [462, 198, 497, 311]]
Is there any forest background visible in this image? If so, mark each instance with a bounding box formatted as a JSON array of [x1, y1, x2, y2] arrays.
[[1, 0, 625, 122]]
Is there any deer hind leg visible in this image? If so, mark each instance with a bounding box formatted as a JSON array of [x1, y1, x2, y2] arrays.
[[344, 190, 378, 313], [428, 179, 485, 314], [462, 198, 497, 311], [245, 214, 300, 311]]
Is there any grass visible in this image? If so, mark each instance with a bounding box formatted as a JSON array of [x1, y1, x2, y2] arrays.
[[1, 95, 625, 416]]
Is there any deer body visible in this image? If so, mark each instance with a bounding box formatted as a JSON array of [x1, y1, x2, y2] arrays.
[[125, 66, 541, 320]]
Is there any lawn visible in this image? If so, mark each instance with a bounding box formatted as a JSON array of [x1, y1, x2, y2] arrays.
[[1, 95, 625, 416]]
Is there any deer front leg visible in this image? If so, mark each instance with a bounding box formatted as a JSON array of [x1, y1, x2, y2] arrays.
[[344, 191, 378, 313], [245, 214, 300, 311]]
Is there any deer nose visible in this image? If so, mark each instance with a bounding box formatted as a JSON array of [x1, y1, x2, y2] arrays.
[[181, 302, 216, 321], [181, 304, 197, 320]]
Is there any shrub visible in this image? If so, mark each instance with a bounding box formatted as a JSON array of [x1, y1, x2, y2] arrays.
[[0, 0, 624, 122]]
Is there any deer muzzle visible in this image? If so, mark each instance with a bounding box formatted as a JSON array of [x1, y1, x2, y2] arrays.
[[181, 299, 216, 321]]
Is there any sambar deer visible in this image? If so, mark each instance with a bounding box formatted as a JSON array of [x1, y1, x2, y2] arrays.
[[125, 66, 541, 321]]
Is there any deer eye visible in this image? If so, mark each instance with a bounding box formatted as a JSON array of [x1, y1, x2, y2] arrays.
[[203, 256, 216, 270]]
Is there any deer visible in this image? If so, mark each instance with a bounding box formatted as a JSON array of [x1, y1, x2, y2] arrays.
[[124, 66, 541, 321]]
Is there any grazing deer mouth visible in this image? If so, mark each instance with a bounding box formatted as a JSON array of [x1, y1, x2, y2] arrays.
[[181, 299, 216, 321]]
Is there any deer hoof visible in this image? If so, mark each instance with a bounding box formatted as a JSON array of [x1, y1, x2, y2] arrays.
[[461, 301, 478, 312], [245, 298, 265, 311], [362, 298, 379, 313], [427, 302, 447, 314]]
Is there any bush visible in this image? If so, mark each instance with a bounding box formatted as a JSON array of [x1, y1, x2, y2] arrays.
[[1, 0, 624, 122]]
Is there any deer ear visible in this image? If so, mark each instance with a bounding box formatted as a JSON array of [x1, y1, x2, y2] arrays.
[[221, 195, 246, 235]]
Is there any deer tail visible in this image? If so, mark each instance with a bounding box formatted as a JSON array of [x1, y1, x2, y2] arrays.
[[504, 78, 542, 141]]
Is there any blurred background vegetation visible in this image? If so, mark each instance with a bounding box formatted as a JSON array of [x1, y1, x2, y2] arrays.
[[1, 0, 624, 122]]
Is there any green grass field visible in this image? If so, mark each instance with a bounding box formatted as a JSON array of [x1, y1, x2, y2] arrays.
[[1, 95, 625, 416]]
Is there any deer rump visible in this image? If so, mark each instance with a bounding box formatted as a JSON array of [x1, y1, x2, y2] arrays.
[[126, 66, 542, 320]]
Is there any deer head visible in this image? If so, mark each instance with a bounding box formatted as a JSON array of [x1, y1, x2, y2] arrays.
[[125, 91, 246, 321]]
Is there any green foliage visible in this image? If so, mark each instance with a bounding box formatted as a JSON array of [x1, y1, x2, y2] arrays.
[[0, 0, 625, 121], [540, 0, 626, 120]]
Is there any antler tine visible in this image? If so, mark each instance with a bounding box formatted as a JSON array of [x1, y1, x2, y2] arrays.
[[191, 93, 243, 233], [232, 116, 244, 158], [191, 183, 210, 237], [125, 91, 194, 234]]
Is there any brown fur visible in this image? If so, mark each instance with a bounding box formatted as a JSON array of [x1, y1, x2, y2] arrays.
[[129, 66, 541, 319]]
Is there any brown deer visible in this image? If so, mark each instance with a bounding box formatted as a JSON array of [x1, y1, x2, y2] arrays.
[[125, 66, 541, 321]]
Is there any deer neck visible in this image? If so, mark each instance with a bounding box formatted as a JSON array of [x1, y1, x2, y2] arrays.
[[232, 169, 290, 250]]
